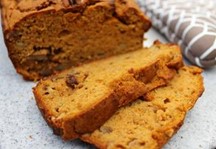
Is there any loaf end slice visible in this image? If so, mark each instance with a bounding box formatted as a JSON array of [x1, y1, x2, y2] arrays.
[[33, 42, 183, 140], [1, 0, 151, 80], [81, 66, 204, 149]]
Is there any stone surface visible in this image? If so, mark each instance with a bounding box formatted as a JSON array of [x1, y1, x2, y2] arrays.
[[0, 21, 216, 149]]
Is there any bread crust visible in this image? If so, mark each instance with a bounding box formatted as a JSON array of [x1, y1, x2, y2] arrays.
[[33, 43, 183, 140], [1, 0, 151, 80], [33, 61, 174, 140], [80, 66, 204, 149]]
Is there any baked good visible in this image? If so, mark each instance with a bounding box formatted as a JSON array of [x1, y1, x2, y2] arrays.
[[33, 42, 183, 140], [0, 0, 151, 80], [81, 66, 204, 149]]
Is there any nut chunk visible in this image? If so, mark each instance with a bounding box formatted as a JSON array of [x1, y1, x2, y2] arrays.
[[66, 74, 79, 89], [0, 0, 151, 80], [81, 66, 204, 149], [33, 42, 183, 140]]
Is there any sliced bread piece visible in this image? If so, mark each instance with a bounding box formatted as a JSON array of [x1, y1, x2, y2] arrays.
[[33, 42, 183, 140], [81, 66, 204, 149]]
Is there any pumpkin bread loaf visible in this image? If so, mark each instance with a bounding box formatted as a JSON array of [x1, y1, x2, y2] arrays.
[[81, 66, 204, 149], [0, 0, 151, 80], [33, 42, 183, 140]]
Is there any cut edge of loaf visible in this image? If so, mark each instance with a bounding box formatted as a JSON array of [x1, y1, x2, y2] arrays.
[[33, 42, 183, 140], [1, 0, 151, 80], [80, 66, 204, 149]]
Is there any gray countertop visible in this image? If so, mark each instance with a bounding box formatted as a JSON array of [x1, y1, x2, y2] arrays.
[[0, 24, 216, 149]]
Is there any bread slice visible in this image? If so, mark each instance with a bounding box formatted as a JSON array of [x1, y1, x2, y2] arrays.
[[0, 0, 151, 80], [33, 42, 183, 140], [81, 66, 204, 149]]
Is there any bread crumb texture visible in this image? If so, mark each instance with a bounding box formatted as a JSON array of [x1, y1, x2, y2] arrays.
[[33, 42, 183, 140], [0, 0, 151, 80], [81, 66, 204, 149]]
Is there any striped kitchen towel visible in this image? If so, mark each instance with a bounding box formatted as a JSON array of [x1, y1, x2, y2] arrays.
[[138, 0, 216, 67]]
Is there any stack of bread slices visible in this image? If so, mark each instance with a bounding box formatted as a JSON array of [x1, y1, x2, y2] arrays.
[[33, 42, 204, 149], [1, 0, 204, 148]]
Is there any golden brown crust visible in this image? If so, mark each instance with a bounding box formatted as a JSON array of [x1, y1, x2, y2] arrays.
[[80, 66, 204, 149], [151, 113, 185, 148], [114, 0, 151, 30], [33, 61, 175, 140], [33, 83, 121, 139], [61, 93, 119, 139], [1, 0, 151, 80], [33, 42, 183, 140]]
